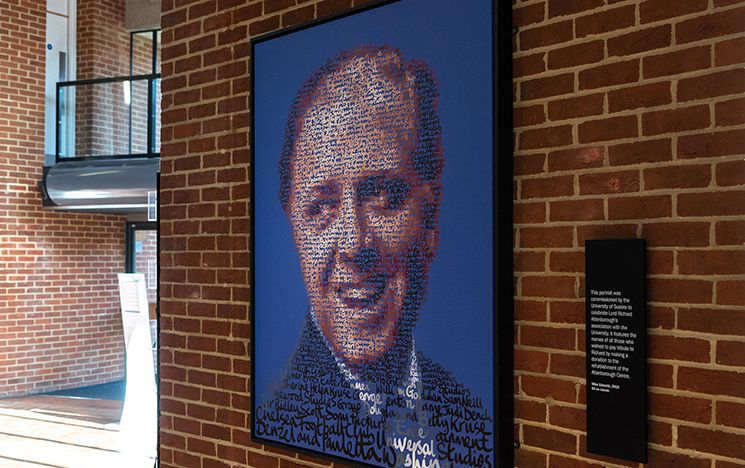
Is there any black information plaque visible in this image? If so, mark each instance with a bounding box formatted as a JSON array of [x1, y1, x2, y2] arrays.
[[585, 239, 647, 463]]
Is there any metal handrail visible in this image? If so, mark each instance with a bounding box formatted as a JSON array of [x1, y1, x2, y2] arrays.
[[55, 73, 161, 163]]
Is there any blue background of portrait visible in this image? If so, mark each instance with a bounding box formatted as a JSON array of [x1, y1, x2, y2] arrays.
[[254, 0, 494, 421]]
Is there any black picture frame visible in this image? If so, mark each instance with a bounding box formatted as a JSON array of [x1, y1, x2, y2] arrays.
[[249, 0, 513, 466]]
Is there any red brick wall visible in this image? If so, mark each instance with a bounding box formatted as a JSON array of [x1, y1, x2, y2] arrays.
[[0, 0, 127, 398], [513, 1, 745, 466], [158, 0, 745, 466]]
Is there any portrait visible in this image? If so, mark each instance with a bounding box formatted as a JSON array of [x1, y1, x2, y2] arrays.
[[251, 1, 512, 466]]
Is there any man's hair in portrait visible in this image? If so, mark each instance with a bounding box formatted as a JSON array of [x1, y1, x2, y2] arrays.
[[277, 44, 444, 211]]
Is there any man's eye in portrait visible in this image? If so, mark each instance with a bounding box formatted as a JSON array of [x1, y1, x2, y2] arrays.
[[305, 185, 339, 226], [358, 175, 411, 212]]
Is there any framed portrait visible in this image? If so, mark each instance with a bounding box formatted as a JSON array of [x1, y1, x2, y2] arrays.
[[250, 0, 513, 466]]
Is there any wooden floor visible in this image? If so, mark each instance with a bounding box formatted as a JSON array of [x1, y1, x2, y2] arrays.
[[0, 395, 152, 467]]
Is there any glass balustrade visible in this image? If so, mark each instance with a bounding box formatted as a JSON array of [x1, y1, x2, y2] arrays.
[[56, 74, 160, 161]]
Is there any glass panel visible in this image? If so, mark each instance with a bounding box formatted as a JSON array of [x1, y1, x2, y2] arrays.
[[130, 78, 149, 154], [153, 78, 161, 153], [71, 81, 130, 157], [156, 30, 161, 74], [57, 77, 153, 158], [133, 229, 157, 305], [131, 31, 154, 75], [58, 86, 72, 158]]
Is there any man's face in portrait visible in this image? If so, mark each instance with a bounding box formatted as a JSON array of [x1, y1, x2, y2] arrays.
[[285, 53, 442, 371]]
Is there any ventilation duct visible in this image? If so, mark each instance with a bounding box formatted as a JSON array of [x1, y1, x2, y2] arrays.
[[40, 158, 159, 214]]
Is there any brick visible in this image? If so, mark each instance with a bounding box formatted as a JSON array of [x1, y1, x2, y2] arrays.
[[514, 104, 546, 127], [547, 146, 604, 171], [549, 252, 584, 273], [579, 60, 640, 90], [649, 305, 676, 329], [515, 300, 548, 322], [641, 222, 710, 247], [264, 0, 294, 13], [521, 73, 575, 101], [679, 250, 745, 275], [648, 249, 675, 275], [718, 281, 745, 305], [282, 5, 315, 28], [550, 354, 584, 378], [547, 40, 605, 69], [249, 15, 280, 36], [521, 174, 574, 199], [716, 36, 745, 66], [520, 226, 574, 248], [548, 454, 605, 468], [643, 164, 711, 190], [717, 401, 745, 428], [649, 278, 713, 304], [716, 0, 745, 6], [550, 301, 584, 323], [679, 68, 745, 102], [578, 115, 638, 143], [515, 448, 547, 467], [649, 421, 673, 446], [643, 46, 710, 79], [516, 250, 546, 271], [522, 276, 577, 299], [514, 2, 545, 27], [678, 426, 745, 460], [717, 160, 745, 187], [679, 307, 745, 335], [646, 449, 711, 468], [248, 451, 278, 467], [514, 52, 546, 77], [579, 170, 640, 195], [521, 375, 577, 402], [715, 97, 745, 127], [679, 191, 745, 216], [549, 199, 604, 222], [524, 425, 577, 453], [717, 340, 745, 366], [640, 0, 708, 23], [515, 153, 546, 176], [608, 82, 672, 112], [575, 5, 636, 38], [515, 202, 547, 224], [548, 0, 603, 18], [520, 20, 573, 50], [515, 399, 546, 422], [515, 349, 549, 372], [677, 6, 745, 44], [643, 105, 711, 136], [609, 138, 672, 166], [608, 25, 671, 57], [678, 129, 745, 160], [519, 125, 573, 150], [548, 93, 605, 121], [576, 223, 638, 244], [716, 220, 745, 245], [649, 334, 711, 363], [649, 363, 675, 388]]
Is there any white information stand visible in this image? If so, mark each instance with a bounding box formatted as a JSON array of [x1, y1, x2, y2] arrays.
[[117, 273, 157, 467]]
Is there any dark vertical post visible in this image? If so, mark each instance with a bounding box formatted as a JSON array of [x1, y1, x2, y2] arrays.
[[129, 32, 134, 155]]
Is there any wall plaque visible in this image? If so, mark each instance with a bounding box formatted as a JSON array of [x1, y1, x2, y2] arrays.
[[585, 239, 647, 463]]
